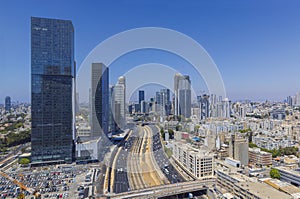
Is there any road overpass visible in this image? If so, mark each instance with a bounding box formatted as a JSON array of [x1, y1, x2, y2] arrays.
[[104, 178, 216, 199]]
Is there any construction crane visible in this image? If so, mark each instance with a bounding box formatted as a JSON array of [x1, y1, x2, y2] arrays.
[[0, 171, 41, 199]]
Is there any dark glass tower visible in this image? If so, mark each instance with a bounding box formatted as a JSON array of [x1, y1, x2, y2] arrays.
[[139, 90, 145, 103], [5, 96, 11, 112], [91, 63, 109, 138], [31, 17, 75, 164]]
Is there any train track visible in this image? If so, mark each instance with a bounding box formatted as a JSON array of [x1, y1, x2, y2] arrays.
[[127, 127, 147, 190], [127, 126, 166, 190]]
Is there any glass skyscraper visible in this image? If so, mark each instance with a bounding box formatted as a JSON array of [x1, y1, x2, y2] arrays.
[[5, 96, 11, 112], [31, 17, 75, 164], [91, 63, 109, 138], [174, 74, 191, 118]]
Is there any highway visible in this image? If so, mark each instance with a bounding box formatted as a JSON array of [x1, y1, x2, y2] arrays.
[[149, 125, 185, 183], [109, 124, 185, 194]]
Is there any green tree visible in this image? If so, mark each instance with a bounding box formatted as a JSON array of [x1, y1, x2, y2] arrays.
[[175, 125, 182, 131], [194, 125, 200, 132], [168, 129, 174, 139], [19, 158, 30, 165], [270, 168, 280, 179], [249, 142, 258, 148]]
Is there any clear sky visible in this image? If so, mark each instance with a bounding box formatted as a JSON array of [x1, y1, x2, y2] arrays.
[[1, 0, 300, 103]]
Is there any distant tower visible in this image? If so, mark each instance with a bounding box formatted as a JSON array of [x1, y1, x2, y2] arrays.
[[222, 98, 231, 118], [91, 63, 109, 138], [113, 76, 126, 129], [156, 89, 171, 116], [139, 90, 145, 104], [179, 75, 191, 118], [174, 73, 191, 118], [174, 73, 181, 116], [5, 96, 11, 112], [198, 94, 210, 120]]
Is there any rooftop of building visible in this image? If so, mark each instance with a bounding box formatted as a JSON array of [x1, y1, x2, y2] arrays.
[[236, 181, 292, 199], [262, 178, 300, 195], [249, 147, 272, 155], [276, 166, 300, 177], [174, 141, 213, 157]]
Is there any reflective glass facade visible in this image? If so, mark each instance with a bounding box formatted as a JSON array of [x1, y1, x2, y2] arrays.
[[31, 17, 75, 163]]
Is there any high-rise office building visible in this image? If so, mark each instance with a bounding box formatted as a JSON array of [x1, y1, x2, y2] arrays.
[[197, 94, 210, 120], [174, 74, 191, 118], [222, 98, 231, 118], [113, 76, 126, 129], [156, 89, 171, 116], [5, 96, 11, 112], [139, 90, 145, 104], [31, 17, 75, 164], [174, 73, 181, 116], [109, 85, 116, 132], [91, 63, 109, 138]]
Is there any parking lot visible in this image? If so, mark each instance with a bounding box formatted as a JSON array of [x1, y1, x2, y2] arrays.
[[0, 164, 98, 199]]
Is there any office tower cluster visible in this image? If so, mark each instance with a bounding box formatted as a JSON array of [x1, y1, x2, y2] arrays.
[[31, 17, 75, 164], [196, 94, 232, 120], [127, 73, 232, 121], [128, 88, 172, 117], [287, 92, 300, 107]]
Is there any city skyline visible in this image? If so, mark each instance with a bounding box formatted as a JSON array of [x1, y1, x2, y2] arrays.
[[1, 1, 300, 102]]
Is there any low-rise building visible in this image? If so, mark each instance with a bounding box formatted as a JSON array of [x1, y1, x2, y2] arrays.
[[276, 166, 300, 187], [216, 169, 292, 199], [173, 142, 214, 179], [249, 147, 272, 166]]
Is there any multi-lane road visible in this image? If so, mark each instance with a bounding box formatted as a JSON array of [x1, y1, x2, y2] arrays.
[[108, 124, 185, 194]]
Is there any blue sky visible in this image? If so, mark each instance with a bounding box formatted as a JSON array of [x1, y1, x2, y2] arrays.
[[1, 0, 300, 103]]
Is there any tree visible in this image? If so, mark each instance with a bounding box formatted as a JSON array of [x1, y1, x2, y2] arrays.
[[168, 129, 174, 139], [270, 168, 280, 179], [175, 125, 182, 131], [194, 125, 200, 132], [249, 142, 258, 148], [19, 158, 30, 165]]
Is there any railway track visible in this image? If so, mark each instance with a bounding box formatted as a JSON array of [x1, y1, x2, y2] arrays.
[[127, 126, 166, 190], [127, 128, 147, 190]]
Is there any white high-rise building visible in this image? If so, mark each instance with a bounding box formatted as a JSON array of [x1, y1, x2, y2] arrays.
[[296, 93, 300, 106], [113, 76, 126, 129], [222, 98, 231, 118]]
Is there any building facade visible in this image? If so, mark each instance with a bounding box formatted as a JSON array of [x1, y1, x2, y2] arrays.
[[31, 17, 75, 164], [173, 142, 214, 179], [249, 147, 272, 166], [229, 134, 249, 166], [91, 63, 109, 138], [276, 167, 300, 187], [216, 169, 291, 199]]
